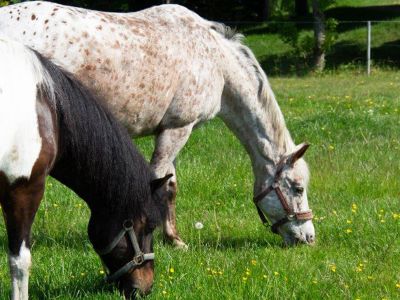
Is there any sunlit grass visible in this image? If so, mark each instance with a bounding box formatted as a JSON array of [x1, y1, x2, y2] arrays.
[[0, 69, 399, 299]]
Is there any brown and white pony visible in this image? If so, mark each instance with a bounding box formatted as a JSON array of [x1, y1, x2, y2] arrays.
[[0, 1, 315, 247], [0, 36, 170, 299]]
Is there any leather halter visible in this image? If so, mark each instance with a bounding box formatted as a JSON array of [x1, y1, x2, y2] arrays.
[[253, 164, 313, 234], [95, 220, 154, 283]]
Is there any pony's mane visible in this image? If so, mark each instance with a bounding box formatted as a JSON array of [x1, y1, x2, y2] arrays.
[[34, 51, 165, 226], [211, 23, 295, 155]]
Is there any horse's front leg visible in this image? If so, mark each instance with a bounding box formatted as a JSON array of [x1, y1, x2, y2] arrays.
[[0, 174, 46, 300], [151, 124, 194, 249]]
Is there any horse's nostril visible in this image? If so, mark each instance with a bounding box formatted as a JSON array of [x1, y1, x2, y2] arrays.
[[306, 233, 315, 244]]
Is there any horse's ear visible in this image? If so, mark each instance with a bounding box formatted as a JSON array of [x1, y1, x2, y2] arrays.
[[287, 142, 310, 166], [150, 174, 173, 193]]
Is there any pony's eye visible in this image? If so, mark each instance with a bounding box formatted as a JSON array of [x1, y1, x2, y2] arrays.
[[295, 186, 304, 194]]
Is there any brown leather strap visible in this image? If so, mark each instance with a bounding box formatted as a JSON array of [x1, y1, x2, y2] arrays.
[[274, 186, 293, 214], [253, 185, 274, 204], [255, 205, 269, 225], [294, 210, 313, 220]]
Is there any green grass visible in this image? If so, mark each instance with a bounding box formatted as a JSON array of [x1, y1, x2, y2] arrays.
[[0, 69, 399, 299], [336, 0, 400, 7], [1, 2, 400, 299]]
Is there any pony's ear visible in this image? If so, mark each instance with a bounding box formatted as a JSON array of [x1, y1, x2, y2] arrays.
[[287, 143, 310, 166], [150, 174, 173, 193]]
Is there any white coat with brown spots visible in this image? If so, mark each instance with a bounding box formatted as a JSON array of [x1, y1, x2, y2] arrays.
[[0, 1, 315, 248]]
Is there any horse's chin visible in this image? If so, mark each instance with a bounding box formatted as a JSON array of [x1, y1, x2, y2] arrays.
[[281, 221, 316, 246]]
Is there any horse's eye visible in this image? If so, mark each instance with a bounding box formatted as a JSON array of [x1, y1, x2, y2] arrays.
[[295, 186, 304, 194]]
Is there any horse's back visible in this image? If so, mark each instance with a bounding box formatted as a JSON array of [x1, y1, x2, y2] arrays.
[[0, 37, 48, 183], [0, 2, 226, 135]]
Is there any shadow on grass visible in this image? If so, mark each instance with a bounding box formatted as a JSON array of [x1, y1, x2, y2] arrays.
[[198, 235, 284, 250], [257, 39, 400, 76], [0, 229, 91, 252], [28, 276, 117, 299]]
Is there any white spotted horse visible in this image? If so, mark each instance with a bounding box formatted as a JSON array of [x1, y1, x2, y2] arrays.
[[0, 36, 171, 299], [0, 1, 315, 248]]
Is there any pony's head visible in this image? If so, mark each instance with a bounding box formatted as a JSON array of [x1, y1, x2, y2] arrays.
[[88, 175, 170, 299], [254, 143, 315, 246]]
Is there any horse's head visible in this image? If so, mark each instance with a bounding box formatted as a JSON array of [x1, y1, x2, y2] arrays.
[[254, 143, 315, 246], [87, 175, 170, 299]]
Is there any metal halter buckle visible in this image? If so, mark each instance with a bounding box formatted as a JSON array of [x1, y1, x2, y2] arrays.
[[123, 219, 134, 230], [132, 254, 145, 265], [287, 214, 295, 221]]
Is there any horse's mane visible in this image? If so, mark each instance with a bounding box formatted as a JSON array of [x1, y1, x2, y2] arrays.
[[34, 50, 165, 226], [211, 22, 295, 155]]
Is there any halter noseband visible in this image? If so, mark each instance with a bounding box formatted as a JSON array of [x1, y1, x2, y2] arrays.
[[95, 220, 154, 283], [253, 165, 313, 234]]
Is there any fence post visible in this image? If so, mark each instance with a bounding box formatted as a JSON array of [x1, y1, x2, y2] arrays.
[[367, 21, 371, 75]]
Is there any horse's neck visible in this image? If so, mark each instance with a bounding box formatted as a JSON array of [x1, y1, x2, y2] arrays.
[[220, 74, 294, 190]]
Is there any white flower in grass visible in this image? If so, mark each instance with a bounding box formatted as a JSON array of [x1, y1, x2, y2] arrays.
[[195, 221, 204, 230]]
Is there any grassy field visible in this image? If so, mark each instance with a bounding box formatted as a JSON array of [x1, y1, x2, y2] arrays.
[[0, 68, 399, 299], [1, 1, 400, 299]]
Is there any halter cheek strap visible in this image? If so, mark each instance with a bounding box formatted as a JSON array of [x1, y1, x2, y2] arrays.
[[95, 220, 154, 283]]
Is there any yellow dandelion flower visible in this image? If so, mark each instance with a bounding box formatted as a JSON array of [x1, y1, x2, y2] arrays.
[[345, 228, 352, 234], [367, 276, 373, 280], [162, 290, 167, 295], [245, 271, 250, 276], [380, 219, 385, 223], [99, 270, 105, 275], [263, 275, 267, 279], [251, 259, 257, 266], [328, 145, 334, 150], [392, 213, 399, 219], [396, 282, 400, 288], [169, 267, 174, 273], [352, 203, 357, 210], [355, 267, 362, 272], [329, 264, 336, 272], [242, 277, 247, 281], [346, 220, 352, 224], [274, 271, 279, 276], [80, 272, 85, 276]]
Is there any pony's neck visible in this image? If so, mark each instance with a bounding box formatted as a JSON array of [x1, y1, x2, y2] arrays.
[[220, 72, 295, 191]]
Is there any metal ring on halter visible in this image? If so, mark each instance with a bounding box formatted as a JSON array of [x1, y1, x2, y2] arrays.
[[95, 219, 155, 283]]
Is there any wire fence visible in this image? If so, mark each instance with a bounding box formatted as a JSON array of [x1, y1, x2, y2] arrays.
[[231, 20, 400, 75]]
